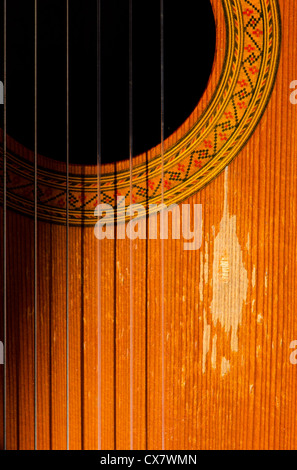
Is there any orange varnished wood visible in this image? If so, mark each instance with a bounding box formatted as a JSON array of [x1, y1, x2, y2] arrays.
[[1, 0, 297, 450]]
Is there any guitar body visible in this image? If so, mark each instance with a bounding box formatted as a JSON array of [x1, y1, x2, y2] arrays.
[[1, 0, 297, 450]]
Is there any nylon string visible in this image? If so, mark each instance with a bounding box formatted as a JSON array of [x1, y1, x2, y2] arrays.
[[128, 0, 134, 451], [34, 0, 38, 450], [97, 0, 102, 451], [66, 0, 70, 450], [160, 0, 165, 451], [3, 0, 7, 451]]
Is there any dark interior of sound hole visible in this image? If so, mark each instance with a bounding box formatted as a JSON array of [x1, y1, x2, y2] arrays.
[[2, 0, 216, 165]]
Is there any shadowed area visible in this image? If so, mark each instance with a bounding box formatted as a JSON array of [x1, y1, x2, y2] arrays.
[[2, 0, 216, 165]]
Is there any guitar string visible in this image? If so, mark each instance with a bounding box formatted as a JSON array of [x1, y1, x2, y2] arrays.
[[34, 0, 38, 450], [129, 0, 134, 451], [3, 0, 7, 451], [4, 2, 166, 450], [66, 0, 70, 451], [160, 0, 165, 451], [97, 0, 102, 451]]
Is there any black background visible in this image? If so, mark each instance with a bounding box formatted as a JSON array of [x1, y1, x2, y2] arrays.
[[0, 0, 216, 165]]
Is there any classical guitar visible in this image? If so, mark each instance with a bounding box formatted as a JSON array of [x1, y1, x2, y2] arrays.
[[1, 0, 296, 451]]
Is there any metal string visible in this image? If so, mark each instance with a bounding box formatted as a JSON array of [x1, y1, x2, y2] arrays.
[[97, 0, 102, 451], [160, 0, 165, 451], [128, 0, 134, 451], [34, 0, 38, 450], [66, 0, 70, 451], [3, 0, 7, 451]]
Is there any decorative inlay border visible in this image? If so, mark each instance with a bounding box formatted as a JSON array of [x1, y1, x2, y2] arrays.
[[0, 0, 281, 225]]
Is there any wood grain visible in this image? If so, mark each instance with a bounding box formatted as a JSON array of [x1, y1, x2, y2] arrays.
[[1, 0, 297, 450]]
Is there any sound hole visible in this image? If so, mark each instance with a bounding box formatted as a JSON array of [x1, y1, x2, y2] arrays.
[[2, 0, 216, 165]]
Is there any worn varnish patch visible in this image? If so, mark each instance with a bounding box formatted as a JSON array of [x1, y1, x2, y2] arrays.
[[200, 167, 251, 376], [211, 335, 217, 369], [221, 357, 231, 377], [210, 167, 249, 352]]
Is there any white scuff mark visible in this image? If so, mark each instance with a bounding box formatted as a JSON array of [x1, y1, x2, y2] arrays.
[[211, 334, 217, 369], [252, 266, 256, 288], [210, 167, 249, 352], [221, 357, 231, 376], [116, 260, 125, 285], [265, 272, 268, 295], [219, 254, 230, 283]]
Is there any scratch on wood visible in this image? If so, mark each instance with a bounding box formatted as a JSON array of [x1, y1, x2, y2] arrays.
[[265, 271, 268, 295], [252, 266, 256, 288], [211, 335, 217, 369], [221, 357, 230, 377]]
